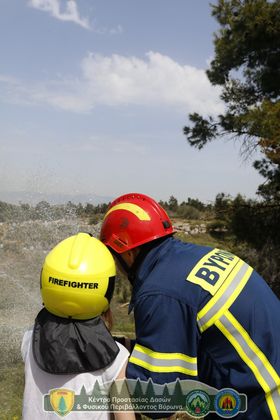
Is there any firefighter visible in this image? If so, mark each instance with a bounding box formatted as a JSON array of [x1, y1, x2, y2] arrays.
[[100, 192, 280, 419], [21, 232, 135, 420]]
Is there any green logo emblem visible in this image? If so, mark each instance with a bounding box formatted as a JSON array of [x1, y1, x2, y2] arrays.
[[185, 389, 211, 418]]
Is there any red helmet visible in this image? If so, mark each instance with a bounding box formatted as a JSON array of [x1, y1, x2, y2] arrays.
[[100, 193, 174, 253]]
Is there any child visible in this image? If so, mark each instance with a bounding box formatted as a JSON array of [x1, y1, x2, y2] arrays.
[[21, 232, 135, 419]]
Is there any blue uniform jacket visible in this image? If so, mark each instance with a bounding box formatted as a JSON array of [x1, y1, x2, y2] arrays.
[[126, 237, 280, 419]]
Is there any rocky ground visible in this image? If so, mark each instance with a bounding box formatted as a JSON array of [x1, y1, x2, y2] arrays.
[[173, 221, 207, 235]]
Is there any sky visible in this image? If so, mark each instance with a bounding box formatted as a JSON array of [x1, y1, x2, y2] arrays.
[[0, 0, 264, 204]]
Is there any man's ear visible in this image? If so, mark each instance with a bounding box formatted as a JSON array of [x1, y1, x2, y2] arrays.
[[130, 247, 140, 262], [121, 247, 140, 267]]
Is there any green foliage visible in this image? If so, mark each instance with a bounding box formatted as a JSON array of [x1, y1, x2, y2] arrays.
[[232, 241, 280, 297], [184, 0, 280, 199], [0, 201, 16, 222], [0, 200, 110, 222], [209, 0, 280, 95], [159, 196, 210, 217], [213, 192, 233, 221], [183, 113, 218, 149], [254, 158, 280, 201], [208, 192, 280, 297], [176, 204, 202, 220], [211, 192, 280, 251], [230, 199, 280, 249], [168, 195, 178, 212], [184, 197, 208, 211]]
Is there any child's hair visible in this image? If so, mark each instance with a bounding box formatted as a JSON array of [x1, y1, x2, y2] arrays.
[[102, 307, 113, 330]]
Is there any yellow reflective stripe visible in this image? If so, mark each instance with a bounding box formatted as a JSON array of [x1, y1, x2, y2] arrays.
[[198, 259, 244, 319], [129, 344, 198, 376], [215, 319, 277, 419], [197, 262, 253, 332], [216, 310, 280, 420], [198, 260, 244, 318], [134, 344, 197, 364], [225, 311, 280, 392], [129, 356, 198, 376], [104, 203, 151, 221]]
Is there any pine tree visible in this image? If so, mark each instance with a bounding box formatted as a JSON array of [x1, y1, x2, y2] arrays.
[[58, 396, 67, 415], [162, 384, 171, 398], [145, 378, 155, 399], [183, 0, 280, 200], [133, 379, 144, 399], [91, 380, 102, 396], [80, 385, 87, 396]]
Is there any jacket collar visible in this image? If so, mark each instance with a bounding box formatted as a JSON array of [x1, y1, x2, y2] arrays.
[[128, 236, 173, 313]]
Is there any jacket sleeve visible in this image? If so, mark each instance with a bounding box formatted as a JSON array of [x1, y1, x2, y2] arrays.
[[126, 293, 200, 418]]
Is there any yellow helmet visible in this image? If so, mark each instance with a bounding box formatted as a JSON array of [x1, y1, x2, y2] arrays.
[[41, 233, 116, 320]]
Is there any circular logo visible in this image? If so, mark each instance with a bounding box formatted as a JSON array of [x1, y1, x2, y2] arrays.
[[214, 388, 241, 418], [185, 389, 211, 418]]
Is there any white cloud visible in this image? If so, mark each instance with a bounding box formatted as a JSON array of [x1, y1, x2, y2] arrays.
[[79, 52, 223, 114], [0, 51, 224, 115], [28, 0, 90, 29]]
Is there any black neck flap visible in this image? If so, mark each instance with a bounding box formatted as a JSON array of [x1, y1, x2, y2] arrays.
[[32, 308, 119, 374]]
